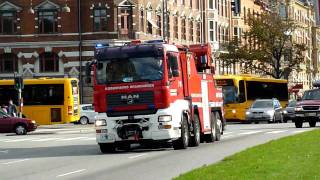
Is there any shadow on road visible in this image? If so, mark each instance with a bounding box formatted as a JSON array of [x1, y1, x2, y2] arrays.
[[0, 144, 171, 160]]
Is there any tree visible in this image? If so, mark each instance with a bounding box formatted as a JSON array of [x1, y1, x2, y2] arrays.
[[220, 12, 306, 79]]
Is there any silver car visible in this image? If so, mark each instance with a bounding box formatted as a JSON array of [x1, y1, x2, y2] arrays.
[[78, 104, 98, 125], [246, 99, 283, 123]]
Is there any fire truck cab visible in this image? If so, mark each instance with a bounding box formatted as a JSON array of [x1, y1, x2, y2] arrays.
[[87, 40, 225, 153]]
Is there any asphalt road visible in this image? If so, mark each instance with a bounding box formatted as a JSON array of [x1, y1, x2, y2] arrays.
[[0, 122, 317, 180]]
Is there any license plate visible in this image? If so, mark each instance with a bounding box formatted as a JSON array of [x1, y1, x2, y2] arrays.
[[305, 113, 316, 116], [255, 114, 262, 118]]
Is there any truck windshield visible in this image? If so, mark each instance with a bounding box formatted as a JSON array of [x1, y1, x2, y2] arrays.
[[96, 57, 164, 84], [222, 86, 238, 104], [302, 90, 320, 100]]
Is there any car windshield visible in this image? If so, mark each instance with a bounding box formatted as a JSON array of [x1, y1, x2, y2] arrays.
[[302, 90, 320, 100], [96, 57, 163, 84], [288, 100, 297, 107], [222, 86, 238, 104], [251, 100, 273, 108]]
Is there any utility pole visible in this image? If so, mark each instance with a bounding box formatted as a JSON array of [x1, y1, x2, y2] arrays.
[[163, 0, 168, 42]]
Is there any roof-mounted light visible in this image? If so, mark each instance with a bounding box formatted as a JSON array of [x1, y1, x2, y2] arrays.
[[145, 39, 166, 44], [95, 43, 109, 48]]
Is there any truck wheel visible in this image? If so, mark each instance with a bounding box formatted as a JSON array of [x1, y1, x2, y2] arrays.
[[99, 143, 116, 153], [309, 120, 316, 127], [206, 112, 217, 143], [173, 115, 189, 150], [215, 112, 222, 141], [189, 114, 200, 147], [295, 120, 303, 128]]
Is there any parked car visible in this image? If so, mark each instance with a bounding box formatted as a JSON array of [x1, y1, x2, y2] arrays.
[[78, 104, 98, 125], [245, 99, 283, 123], [0, 109, 37, 135], [283, 100, 297, 123]]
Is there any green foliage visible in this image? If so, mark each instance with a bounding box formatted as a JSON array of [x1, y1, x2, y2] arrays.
[[174, 129, 320, 180], [220, 12, 306, 79]]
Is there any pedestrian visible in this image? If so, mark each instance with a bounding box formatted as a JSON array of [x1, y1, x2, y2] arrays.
[[7, 99, 17, 117], [1, 104, 8, 113]]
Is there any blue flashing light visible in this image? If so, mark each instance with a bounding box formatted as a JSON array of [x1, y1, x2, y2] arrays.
[[95, 43, 109, 48], [148, 104, 155, 109]]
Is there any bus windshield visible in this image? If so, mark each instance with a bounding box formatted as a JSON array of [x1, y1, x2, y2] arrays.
[[96, 57, 164, 84], [222, 86, 238, 104]]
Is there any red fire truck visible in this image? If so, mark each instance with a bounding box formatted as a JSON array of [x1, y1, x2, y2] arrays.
[[86, 40, 225, 153]]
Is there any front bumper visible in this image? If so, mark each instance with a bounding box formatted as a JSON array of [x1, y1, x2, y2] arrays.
[[294, 111, 320, 121], [27, 123, 37, 132], [96, 109, 182, 144], [246, 115, 273, 121]]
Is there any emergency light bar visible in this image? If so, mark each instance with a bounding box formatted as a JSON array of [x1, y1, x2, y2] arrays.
[[95, 43, 109, 48]]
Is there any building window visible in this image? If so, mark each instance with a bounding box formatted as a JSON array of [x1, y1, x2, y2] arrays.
[[174, 16, 178, 39], [38, 10, 58, 34], [94, 8, 108, 31], [196, 0, 199, 9], [181, 18, 186, 40], [196, 22, 201, 43], [40, 52, 59, 72], [157, 14, 162, 36], [189, 20, 193, 41], [190, 0, 193, 8], [181, 0, 185, 5], [140, 10, 144, 32], [167, 15, 171, 38], [209, 0, 214, 9], [0, 11, 17, 34], [209, 20, 214, 41], [0, 53, 18, 73]]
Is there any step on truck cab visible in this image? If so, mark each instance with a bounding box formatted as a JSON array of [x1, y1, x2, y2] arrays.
[[86, 40, 225, 153]]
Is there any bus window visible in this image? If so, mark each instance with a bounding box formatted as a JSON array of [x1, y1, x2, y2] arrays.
[[239, 80, 246, 103], [23, 85, 64, 105], [246, 81, 288, 101], [222, 86, 238, 104]]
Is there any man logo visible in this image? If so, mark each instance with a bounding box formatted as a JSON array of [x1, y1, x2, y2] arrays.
[[121, 94, 139, 104]]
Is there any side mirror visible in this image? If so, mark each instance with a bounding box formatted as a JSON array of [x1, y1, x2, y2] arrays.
[[172, 69, 180, 77]]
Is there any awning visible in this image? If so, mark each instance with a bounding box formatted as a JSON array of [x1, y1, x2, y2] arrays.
[[147, 18, 159, 29]]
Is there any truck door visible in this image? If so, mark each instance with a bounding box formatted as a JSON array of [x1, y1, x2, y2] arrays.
[[166, 52, 183, 99]]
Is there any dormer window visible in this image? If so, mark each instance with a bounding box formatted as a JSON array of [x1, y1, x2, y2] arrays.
[[93, 8, 108, 31], [38, 11, 58, 33], [34, 1, 60, 34], [0, 1, 21, 34]]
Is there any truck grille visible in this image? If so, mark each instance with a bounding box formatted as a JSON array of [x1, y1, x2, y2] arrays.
[[302, 106, 319, 110], [107, 91, 154, 108]]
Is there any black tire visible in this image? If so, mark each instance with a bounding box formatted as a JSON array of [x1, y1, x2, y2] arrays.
[[15, 124, 27, 135], [295, 120, 303, 128], [189, 114, 201, 147], [206, 112, 217, 143], [309, 120, 316, 127], [215, 112, 222, 141], [99, 143, 116, 153], [173, 115, 189, 150], [79, 116, 89, 125]]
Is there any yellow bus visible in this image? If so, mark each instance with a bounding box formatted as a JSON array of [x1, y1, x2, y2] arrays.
[[0, 78, 80, 125], [215, 75, 289, 122]]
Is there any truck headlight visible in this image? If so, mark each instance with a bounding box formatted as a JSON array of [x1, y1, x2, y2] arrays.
[[158, 115, 172, 122], [295, 106, 303, 111], [95, 119, 107, 126], [267, 110, 274, 116]]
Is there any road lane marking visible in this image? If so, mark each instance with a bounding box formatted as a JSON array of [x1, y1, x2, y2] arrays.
[[222, 135, 235, 138], [57, 137, 89, 141], [128, 153, 147, 159], [80, 137, 96, 141], [239, 130, 263, 135], [0, 150, 8, 153], [56, 169, 86, 177], [291, 130, 308, 134], [265, 130, 288, 134], [31, 138, 61, 142], [1, 159, 30, 165], [3, 138, 39, 142], [222, 132, 232, 135]]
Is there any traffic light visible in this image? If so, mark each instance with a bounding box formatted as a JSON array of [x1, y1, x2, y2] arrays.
[[14, 76, 24, 90], [231, 0, 241, 15]]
